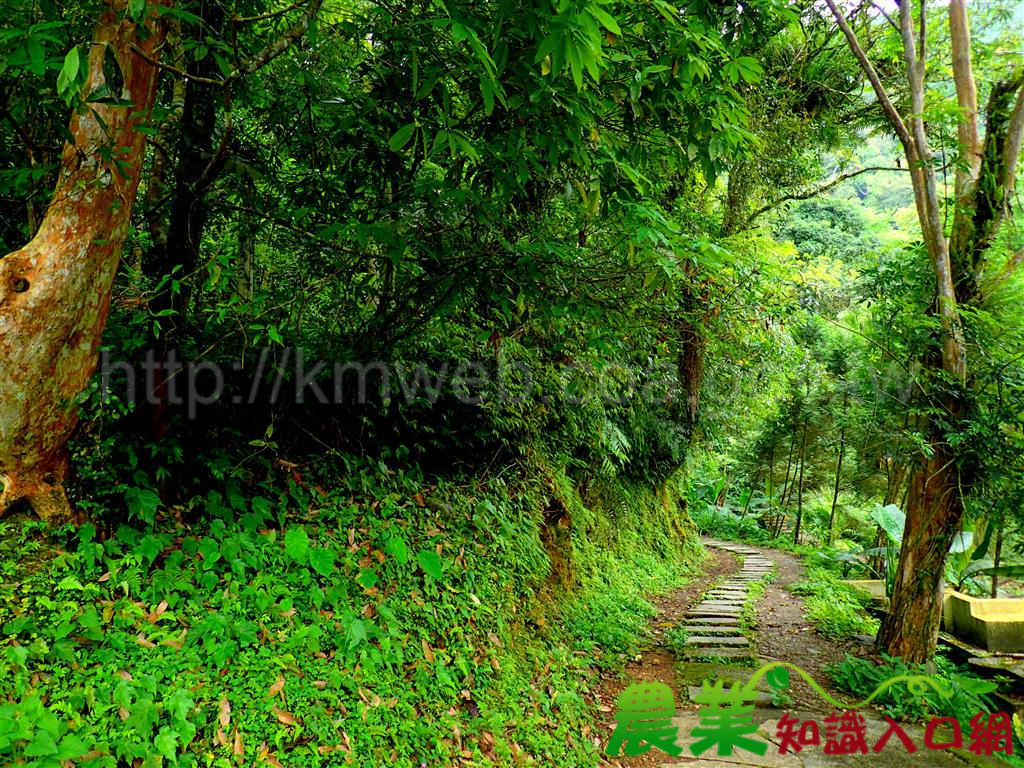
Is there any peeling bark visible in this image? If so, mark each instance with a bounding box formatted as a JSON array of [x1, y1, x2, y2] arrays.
[[0, 0, 169, 524], [828, 0, 1023, 661], [876, 439, 962, 663]]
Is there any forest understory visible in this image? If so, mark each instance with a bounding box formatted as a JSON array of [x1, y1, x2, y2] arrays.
[[1, 0, 1023, 765]]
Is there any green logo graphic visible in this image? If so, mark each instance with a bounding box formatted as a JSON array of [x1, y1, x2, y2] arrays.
[[604, 662, 989, 759], [690, 664, 791, 757], [605, 681, 683, 757]]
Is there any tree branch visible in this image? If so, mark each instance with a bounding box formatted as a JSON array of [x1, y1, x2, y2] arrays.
[[130, 43, 223, 85], [742, 166, 909, 229], [1000, 84, 1024, 195], [949, 0, 981, 196], [225, 0, 323, 82], [233, 1, 308, 24], [868, 1, 898, 32], [131, 0, 323, 88], [990, 247, 1024, 290], [823, 0, 916, 154]]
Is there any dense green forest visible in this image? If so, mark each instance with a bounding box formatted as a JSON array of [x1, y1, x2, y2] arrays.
[[0, 0, 1023, 765]]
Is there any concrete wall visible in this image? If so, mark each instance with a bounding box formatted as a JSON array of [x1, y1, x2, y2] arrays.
[[845, 580, 887, 600], [942, 590, 1024, 653]]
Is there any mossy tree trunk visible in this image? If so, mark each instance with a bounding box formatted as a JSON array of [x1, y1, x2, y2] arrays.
[[0, 0, 170, 524], [826, 0, 1023, 662]]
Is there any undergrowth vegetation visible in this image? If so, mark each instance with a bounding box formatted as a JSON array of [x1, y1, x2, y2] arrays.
[[0, 458, 699, 767], [790, 567, 879, 640], [827, 654, 1002, 733]]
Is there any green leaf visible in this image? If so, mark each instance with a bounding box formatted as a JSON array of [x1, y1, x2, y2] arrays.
[[868, 504, 905, 545], [481, 76, 495, 115], [25, 730, 58, 757], [976, 563, 1024, 578], [948, 531, 973, 554], [309, 547, 335, 577], [346, 618, 366, 649], [388, 123, 416, 152], [56, 733, 88, 760], [357, 567, 378, 588], [251, 496, 273, 520], [57, 46, 80, 99], [417, 549, 443, 580], [27, 38, 45, 76], [166, 689, 195, 722], [955, 676, 998, 695], [125, 487, 162, 524], [128, 0, 146, 22], [284, 527, 310, 565], [154, 727, 178, 761], [534, 30, 562, 65], [971, 518, 997, 561], [79, 522, 96, 545], [588, 6, 621, 35], [384, 534, 409, 565]]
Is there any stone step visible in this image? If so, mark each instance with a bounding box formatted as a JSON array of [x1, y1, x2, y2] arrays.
[[682, 616, 740, 625], [686, 635, 750, 647], [687, 686, 776, 707], [680, 625, 745, 635], [684, 606, 741, 614], [687, 610, 742, 619], [685, 647, 757, 660], [696, 601, 745, 609]]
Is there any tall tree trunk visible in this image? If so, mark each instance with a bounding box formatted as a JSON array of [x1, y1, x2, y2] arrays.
[[0, 0, 169, 523], [236, 176, 258, 305], [827, 0, 1024, 663], [827, 386, 849, 543], [991, 518, 1003, 598], [146, 0, 226, 328], [792, 420, 808, 545], [722, 160, 751, 236], [779, 429, 797, 507], [876, 438, 962, 662]]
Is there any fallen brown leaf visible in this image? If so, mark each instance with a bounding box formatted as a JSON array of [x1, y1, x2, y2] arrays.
[[267, 673, 285, 700], [272, 706, 298, 726]]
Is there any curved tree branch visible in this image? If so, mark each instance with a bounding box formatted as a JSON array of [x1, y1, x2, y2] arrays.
[[741, 166, 909, 230]]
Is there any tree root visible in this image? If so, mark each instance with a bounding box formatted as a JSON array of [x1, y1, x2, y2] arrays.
[[0, 476, 78, 526]]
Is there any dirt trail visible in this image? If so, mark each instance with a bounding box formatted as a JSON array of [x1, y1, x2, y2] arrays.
[[596, 547, 741, 768], [594, 539, 1011, 768], [750, 545, 856, 709]]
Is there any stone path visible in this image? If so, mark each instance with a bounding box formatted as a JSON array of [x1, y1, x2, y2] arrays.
[[682, 540, 774, 661], [660, 540, 1011, 768]]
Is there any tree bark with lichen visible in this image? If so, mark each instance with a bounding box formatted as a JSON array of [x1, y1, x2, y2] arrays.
[[826, 0, 1024, 663], [0, 0, 169, 524]]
